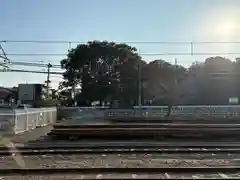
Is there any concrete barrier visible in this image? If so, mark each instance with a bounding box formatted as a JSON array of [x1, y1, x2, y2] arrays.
[[57, 105, 240, 124], [57, 107, 107, 120], [105, 105, 240, 120]]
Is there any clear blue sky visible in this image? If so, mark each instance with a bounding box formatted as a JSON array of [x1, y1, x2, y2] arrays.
[[0, 0, 240, 88]]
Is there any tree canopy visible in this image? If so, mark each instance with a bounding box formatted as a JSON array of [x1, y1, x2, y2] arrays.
[[61, 41, 141, 107], [60, 40, 240, 107]]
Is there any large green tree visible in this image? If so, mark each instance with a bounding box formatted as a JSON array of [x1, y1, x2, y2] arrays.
[[61, 41, 141, 107], [60, 40, 240, 109], [142, 59, 187, 117], [201, 56, 236, 105]]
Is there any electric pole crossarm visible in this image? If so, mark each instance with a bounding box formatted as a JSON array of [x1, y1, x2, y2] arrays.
[[0, 43, 9, 68]]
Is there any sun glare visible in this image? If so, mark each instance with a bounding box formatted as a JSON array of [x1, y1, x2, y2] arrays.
[[218, 22, 235, 36]]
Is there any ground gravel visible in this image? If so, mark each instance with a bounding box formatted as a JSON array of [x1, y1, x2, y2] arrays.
[[0, 153, 238, 169]]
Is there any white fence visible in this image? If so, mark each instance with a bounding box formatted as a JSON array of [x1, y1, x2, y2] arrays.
[[0, 107, 57, 135]]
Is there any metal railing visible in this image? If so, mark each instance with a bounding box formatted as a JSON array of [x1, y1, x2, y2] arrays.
[[0, 107, 57, 135]]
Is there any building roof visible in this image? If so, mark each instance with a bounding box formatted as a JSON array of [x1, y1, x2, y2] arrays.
[[0, 87, 14, 99]]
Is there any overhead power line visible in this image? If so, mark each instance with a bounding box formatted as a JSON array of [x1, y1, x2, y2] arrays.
[[9, 61, 61, 68], [0, 69, 63, 74], [0, 40, 190, 44], [141, 52, 240, 56], [1, 53, 67, 56], [2, 40, 240, 44], [0, 40, 75, 44], [2, 52, 240, 57]]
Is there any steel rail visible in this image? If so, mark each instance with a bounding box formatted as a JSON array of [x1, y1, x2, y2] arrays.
[[24, 139, 240, 146], [50, 127, 240, 130], [19, 146, 240, 150], [1, 167, 240, 175], [106, 119, 240, 124], [1, 148, 240, 155], [53, 124, 240, 128], [48, 128, 240, 137], [4, 142, 240, 149]]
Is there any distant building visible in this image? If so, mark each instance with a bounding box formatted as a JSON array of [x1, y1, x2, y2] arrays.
[[0, 86, 18, 104], [236, 57, 240, 63], [18, 84, 47, 107]]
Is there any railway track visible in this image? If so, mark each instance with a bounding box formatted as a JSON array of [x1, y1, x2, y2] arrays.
[[4, 173, 240, 179], [42, 131, 240, 140], [2, 143, 240, 178], [2, 152, 240, 178], [49, 128, 240, 138], [3, 147, 240, 155], [107, 118, 240, 124], [4, 123, 240, 179], [53, 123, 240, 128], [2, 167, 240, 175], [53, 123, 240, 129], [11, 139, 240, 148], [50, 123, 240, 139]]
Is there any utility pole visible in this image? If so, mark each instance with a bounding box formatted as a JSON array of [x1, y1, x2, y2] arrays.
[[46, 63, 52, 99], [174, 58, 178, 86], [138, 58, 142, 107], [68, 42, 76, 106]]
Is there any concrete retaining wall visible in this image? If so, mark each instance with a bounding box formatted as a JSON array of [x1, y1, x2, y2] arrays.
[[58, 105, 240, 124], [105, 105, 240, 120]]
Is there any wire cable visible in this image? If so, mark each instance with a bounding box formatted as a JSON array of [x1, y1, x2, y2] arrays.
[[9, 61, 61, 68], [2, 40, 240, 44]]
